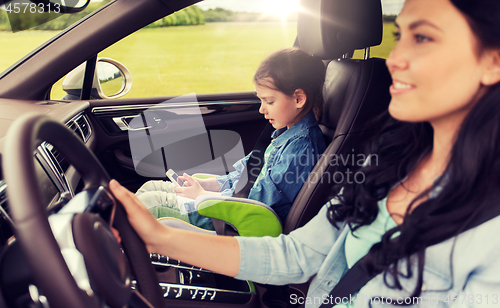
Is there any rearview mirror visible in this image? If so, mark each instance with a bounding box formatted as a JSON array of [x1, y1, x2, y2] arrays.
[[30, 0, 90, 13], [62, 57, 133, 100], [3, 0, 91, 31]]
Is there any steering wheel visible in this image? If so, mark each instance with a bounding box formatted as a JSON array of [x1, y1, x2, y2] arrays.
[[2, 113, 164, 308]]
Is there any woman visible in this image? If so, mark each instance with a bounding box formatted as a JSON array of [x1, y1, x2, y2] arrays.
[[110, 0, 500, 306]]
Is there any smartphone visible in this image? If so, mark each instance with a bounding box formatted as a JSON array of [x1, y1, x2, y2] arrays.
[[166, 169, 185, 187]]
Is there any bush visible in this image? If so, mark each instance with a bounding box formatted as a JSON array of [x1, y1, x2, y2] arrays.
[[383, 15, 397, 22], [0, 10, 10, 30], [204, 7, 234, 22], [0, 0, 114, 31], [147, 5, 205, 28], [202, 7, 295, 23], [0, 2, 204, 31]]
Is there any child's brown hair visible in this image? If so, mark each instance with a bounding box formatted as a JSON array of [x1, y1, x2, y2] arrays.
[[254, 48, 326, 120]]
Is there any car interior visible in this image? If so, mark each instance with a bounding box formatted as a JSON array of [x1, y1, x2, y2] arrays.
[[0, 0, 392, 307]]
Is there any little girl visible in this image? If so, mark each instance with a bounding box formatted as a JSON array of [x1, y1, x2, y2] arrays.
[[136, 48, 327, 230]]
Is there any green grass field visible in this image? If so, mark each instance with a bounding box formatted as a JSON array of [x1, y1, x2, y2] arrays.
[[355, 21, 397, 59], [0, 22, 397, 100], [0, 30, 57, 71]]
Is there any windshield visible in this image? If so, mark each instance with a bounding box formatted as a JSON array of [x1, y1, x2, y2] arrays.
[[0, 0, 112, 74]]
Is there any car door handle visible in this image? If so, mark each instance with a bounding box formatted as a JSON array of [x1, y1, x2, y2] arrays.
[[113, 115, 155, 131]]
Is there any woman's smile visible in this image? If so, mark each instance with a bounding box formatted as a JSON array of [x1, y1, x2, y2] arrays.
[[389, 79, 416, 95]]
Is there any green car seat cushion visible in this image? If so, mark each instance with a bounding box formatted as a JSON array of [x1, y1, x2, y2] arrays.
[[195, 196, 283, 237]]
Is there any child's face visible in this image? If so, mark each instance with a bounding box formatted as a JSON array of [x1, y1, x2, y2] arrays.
[[255, 80, 304, 129]]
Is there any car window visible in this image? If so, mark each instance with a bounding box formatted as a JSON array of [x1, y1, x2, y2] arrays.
[[0, 0, 113, 76], [51, 3, 299, 99], [353, 15, 397, 59], [44, 0, 400, 100]]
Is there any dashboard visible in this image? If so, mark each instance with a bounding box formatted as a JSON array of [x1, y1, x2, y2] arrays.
[[34, 113, 92, 205], [0, 100, 97, 306], [0, 102, 94, 247]]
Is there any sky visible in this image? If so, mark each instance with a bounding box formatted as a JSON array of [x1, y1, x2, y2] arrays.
[[196, 0, 405, 16]]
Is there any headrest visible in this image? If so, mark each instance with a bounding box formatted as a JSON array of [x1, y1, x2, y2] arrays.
[[297, 0, 383, 59]]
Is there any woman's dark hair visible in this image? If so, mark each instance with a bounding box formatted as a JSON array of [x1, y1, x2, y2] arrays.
[[254, 48, 326, 120], [327, 0, 500, 299]]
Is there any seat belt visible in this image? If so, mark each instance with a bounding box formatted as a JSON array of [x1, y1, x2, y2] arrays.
[[319, 203, 500, 307], [232, 123, 274, 198]]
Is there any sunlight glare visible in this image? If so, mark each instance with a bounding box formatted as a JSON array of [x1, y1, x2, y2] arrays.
[[264, 0, 300, 21]]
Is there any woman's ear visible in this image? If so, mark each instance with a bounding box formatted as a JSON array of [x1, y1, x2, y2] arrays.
[[294, 89, 307, 109], [481, 49, 500, 86]]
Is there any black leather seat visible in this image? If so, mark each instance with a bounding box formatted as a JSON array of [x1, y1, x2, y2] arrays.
[[283, 0, 392, 234], [154, 1, 393, 305], [160, 0, 392, 238]]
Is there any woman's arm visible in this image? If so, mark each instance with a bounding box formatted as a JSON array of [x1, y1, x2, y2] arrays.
[[110, 179, 342, 286], [235, 202, 343, 284], [109, 179, 240, 277]]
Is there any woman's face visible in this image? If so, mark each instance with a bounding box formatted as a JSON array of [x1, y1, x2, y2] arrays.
[[386, 0, 492, 126]]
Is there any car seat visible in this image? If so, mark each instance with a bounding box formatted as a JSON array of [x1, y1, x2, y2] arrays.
[[158, 0, 392, 238], [153, 0, 393, 306]]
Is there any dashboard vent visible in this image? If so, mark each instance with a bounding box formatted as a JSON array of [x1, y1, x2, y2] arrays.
[[67, 114, 91, 143], [37, 114, 92, 174], [69, 122, 82, 141], [0, 181, 8, 213], [0, 181, 15, 238], [76, 115, 90, 141], [46, 144, 69, 172]]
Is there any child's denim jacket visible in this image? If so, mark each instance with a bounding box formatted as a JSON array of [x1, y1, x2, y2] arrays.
[[216, 112, 326, 223]]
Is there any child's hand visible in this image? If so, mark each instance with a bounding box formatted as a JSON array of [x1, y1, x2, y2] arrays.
[[109, 179, 165, 252], [178, 174, 221, 192], [174, 173, 207, 199], [177, 173, 192, 187]]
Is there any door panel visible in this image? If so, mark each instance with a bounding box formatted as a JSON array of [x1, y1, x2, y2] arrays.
[[88, 91, 266, 190]]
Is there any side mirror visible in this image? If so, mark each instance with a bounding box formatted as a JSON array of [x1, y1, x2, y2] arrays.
[[62, 57, 133, 100]]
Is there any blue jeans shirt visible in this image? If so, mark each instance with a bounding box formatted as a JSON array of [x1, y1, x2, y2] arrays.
[[216, 112, 326, 224], [235, 196, 500, 307]]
